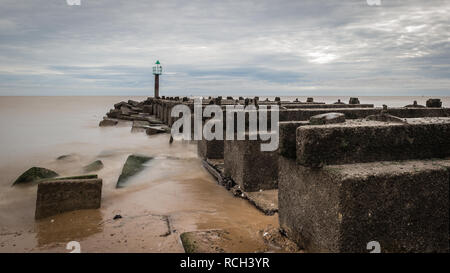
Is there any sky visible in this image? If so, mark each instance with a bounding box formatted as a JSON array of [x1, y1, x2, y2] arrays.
[[0, 0, 449, 96]]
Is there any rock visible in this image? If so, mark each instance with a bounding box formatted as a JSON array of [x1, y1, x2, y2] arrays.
[[309, 112, 346, 125], [226, 96, 233, 100], [146, 127, 167, 135], [116, 155, 153, 188], [214, 97, 222, 105], [143, 105, 152, 114], [334, 99, 345, 104], [13, 167, 59, 186], [306, 97, 314, 103], [106, 109, 120, 118], [99, 118, 118, 127], [405, 100, 425, 108], [426, 98, 442, 108], [128, 100, 139, 107], [114, 101, 130, 109], [56, 154, 76, 160], [130, 106, 143, 112], [275, 97, 281, 102], [131, 120, 151, 133], [83, 160, 104, 173], [349, 97, 360, 104], [35, 178, 102, 219], [182, 97, 189, 102], [113, 214, 122, 220]]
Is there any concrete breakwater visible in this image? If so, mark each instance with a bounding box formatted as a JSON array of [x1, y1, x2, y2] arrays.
[[102, 96, 450, 253]]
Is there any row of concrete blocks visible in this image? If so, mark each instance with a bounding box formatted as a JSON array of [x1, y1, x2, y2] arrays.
[[197, 108, 450, 252], [146, 97, 376, 127]]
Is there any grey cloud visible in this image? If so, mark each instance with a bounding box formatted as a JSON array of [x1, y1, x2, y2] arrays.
[[0, 0, 449, 96]]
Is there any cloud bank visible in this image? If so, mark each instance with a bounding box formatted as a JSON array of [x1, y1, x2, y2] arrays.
[[0, 0, 449, 96]]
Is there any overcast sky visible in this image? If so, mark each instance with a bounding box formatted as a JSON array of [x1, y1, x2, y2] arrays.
[[0, 0, 449, 96]]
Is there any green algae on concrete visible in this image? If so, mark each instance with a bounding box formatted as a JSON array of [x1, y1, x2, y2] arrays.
[[12, 167, 59, 186], [116, 155, 153, 188]]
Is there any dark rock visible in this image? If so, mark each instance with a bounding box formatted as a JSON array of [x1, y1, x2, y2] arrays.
[[309, 113, 346, 125], [146, 127, 167, 135], [182, 97, 189, 102], [306, 97, 314, 103], [239, 96, 244, 100], [128, 100, 139, 107], [114, 101, 130, 109], [57, 154, 75, 160], [275, 97, 281, 102], [426, 98, 442, 108], [226, 96, 233, 100], [349, 97, 360, 104], [116, 155, 153, 188], [83, 160, 104, 173], [131, 120, 150, 133], [13, 167, 59, 186], [113, 214, 122, 220], [106, 109, 121, 118], [405, 100, 425, 108], [99, 118, 118, 127], [143, 105, 152, 114]]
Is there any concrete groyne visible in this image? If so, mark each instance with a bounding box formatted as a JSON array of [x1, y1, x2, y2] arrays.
[[102, 96, 450, 253]]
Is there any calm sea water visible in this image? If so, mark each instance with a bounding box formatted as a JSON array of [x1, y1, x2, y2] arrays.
[[0, 95, 448, 252]]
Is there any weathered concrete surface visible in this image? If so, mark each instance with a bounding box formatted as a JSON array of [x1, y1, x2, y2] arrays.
[[197, 139, 224, 159], [83, 160, 104, 173], [279, 121, 309, 159], [224, 136, 278, 192], [309, 112, 346, 125], [426, 98, 442, 108], [99, 118, 118, 127], [13, 167, 59, 186], [278, 156, 450, 253], [180, 227, 300, 253], [245, 190, 278, 215], [283, 104, 374, 109], [146, 126, 168, 135], [131, 120, 150, 133], [296, 118, 450, 167], [35, 178, 102, 219], [116, 155, 152, 188]]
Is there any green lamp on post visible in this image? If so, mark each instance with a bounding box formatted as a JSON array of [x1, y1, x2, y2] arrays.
[[152, 60, 162, 98]]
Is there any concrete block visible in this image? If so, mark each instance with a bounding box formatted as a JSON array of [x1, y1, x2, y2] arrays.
[[278, 157, 450, 253], [197, 139, 224, 159], [296, 119, 450, 167], [35, 179, 102, 219], [279, 121, 309, 159], [224, 136, 278, 192]]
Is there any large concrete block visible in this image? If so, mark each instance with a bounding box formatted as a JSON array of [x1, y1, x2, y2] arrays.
[[279, 121, 309, 159], [296, 119, 450, 167], [197, 139, 224, 159], [278, 157, 450, 253], [35, 179, 102, 219], [224, 137, 278, 192]]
